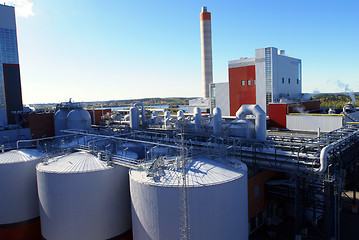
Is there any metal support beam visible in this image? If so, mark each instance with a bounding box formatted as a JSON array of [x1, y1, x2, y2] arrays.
[[353, 164, 358, 213], [295, 175, 303, 240]]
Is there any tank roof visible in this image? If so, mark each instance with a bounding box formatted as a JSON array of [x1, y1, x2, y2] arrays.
[[0, 149, 45, 164], [130, 157, 247, 187], [37, 151, 113, 174]]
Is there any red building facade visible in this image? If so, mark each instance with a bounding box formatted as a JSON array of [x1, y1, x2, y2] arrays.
[[229, 65, 256, 115]]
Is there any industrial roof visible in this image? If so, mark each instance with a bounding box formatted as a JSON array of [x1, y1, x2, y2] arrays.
[[0, 149, 45, 164], [36, 151, 113, 174], [130, 157, 247, 187]]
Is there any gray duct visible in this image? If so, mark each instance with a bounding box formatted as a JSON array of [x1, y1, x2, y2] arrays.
[[236, 105, 266, 141]]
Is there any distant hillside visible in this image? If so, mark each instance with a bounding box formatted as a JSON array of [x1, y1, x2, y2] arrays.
[[29, 93, 358, 111], [30, 97, 194, 111], [312, 93, 358, 108]]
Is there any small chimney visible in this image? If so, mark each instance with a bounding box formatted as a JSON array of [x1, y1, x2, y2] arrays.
[[279, 50, 285, 56]]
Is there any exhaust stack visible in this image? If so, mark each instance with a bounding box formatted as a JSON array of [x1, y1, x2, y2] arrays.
[[200, 6, 213, 98]]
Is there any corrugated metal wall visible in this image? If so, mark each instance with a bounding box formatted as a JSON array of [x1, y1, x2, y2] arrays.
[[286, 114, 343, 132]]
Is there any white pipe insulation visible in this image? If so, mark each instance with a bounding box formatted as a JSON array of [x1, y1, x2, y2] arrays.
[[134, 103, 146, 129], [163, 111, 171, 130], [213, 107, 222, 135], [317, 145, 333, 174], [130, 107, 139, 130], [177, 110, 184, 120], [193, 107, 202, 132], [236, 104, 266, 141]]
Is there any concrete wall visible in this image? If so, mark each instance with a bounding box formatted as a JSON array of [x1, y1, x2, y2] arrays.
[[286, 114, 343, 132]]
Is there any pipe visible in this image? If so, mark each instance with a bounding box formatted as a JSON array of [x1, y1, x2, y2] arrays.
[[317, 145, 333, 174], [236, 104, 266, 141], [151, 111, 160, 125], [16, 134, 76, 149], [164, 110, 171, 119], [130, 107, 140, 130], [134, 103, 146, 129], [193, 107, 202, 132], [163, 110, 171, 130], [213, 107, 222, 134], [92, 109, 96, 125], [177, 110, 184, 120]]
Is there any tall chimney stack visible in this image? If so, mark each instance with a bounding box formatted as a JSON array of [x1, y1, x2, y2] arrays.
[[200, 6, 213, 98]]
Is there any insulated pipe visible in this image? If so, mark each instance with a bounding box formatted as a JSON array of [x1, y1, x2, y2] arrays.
[[152, 111, 159, 125], [163, 111, 171, 130], [176, 110, 184, 130], [134, 103, 146, 129], [177, 110, 184, 120], [130, 107, 139, 130], [193, 107, 202, 132], [164, 111, 171, 119], [213, 107, 222, 135], [317, 145, 333, 174], [236, 104, 266, 141]]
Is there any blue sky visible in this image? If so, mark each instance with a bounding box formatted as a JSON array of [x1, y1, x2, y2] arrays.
[[7, 0, 359, 104]]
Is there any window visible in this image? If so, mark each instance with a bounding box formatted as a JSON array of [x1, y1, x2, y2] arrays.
[[282, 78, 284, 84], [253, 80, 256, 85], [297, 78, 299, 84], [241, 80, 245, 85], [288, 78, 291, 84], [247, 80, 251, 85]]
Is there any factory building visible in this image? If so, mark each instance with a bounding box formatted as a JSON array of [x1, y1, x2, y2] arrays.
[[0, 4, 23, 126], [210, 47, 302, 116]]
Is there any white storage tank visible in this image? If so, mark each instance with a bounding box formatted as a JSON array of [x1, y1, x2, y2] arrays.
[[67, 109, 91, 131], [36, 151, 132, 240], [130, 157, 248, 240], [0, 149, 45, 238], [54, 109, 69, 135]]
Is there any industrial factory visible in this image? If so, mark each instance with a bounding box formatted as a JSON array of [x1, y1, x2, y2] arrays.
[[1, 4, 359, 240]]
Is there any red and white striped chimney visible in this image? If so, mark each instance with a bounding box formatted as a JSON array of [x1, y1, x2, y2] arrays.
[[200, 6, 213, 98]]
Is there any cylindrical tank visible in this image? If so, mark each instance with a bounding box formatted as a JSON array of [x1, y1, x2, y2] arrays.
[[54, 109, 69, 135], [130, 107, 140, 130], [0, 149, 45, 239], [36, 151, 132, 240], [67, 109, 91, 131], [130, 157, 248, 240]]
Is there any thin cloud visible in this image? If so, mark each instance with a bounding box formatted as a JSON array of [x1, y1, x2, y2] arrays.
[[5, 0, 34, 18]]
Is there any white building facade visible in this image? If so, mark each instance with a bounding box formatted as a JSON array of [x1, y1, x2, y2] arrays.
[[210, 47, 302, 115], [255, 47, 302, 113]]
